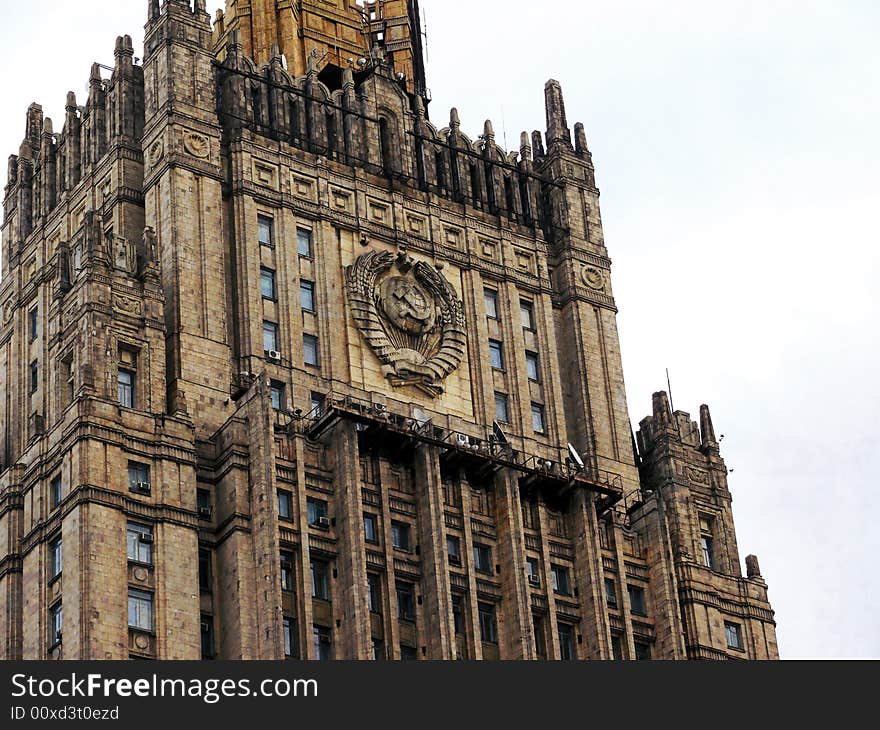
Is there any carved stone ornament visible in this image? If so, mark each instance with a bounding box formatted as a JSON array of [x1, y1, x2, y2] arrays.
[[685, 466, 708, 484], [183, 131, 210, 159], [148, 139, 164, 168], [2, 300, 13, 325], [347, 249, 466, 397], [581, 265, 605, 291]]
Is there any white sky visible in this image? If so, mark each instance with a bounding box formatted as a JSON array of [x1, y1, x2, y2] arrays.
[[1, 1, 877, 658]]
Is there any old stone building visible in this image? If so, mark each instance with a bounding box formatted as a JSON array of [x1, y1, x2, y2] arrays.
[[0, 0, 777, 660]]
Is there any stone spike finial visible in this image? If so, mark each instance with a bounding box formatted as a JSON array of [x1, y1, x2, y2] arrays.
[[66, 91, 78, 111], [745, 555, 762, 579], [545, 79, 572, 150], [43, 118, 53, 136], [90, 63, 102, 84], [652, 391, 672, 426], [343, 67, 355, 89], [148, 0, 160, 21], [520, 131, 532, 161], [531, 130, 545, 158], [699, 404, 718, 449], [574, 122, 589, 156], [450, 107, 460, 129], [483, 119, 495, 141]]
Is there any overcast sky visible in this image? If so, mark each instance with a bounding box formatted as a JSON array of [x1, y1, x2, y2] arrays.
[[1, 1, 876, 659]]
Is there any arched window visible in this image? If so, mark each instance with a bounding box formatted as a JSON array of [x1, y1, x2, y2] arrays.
[[379, 117, 393, 173], [326, 112, 337, 159], [290, 98, 301, 144], [469, 163, 481, 208]]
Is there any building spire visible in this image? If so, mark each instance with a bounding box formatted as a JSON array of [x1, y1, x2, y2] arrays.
[[545, 79, 572, 151]]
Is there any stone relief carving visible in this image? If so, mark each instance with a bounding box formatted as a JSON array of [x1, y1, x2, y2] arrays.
[[2, 300, 14, 325], [581, 265, 606, 291], [347, 249, 466, 397], [684, 466, 708, 484], [183, 131, 210, 158]]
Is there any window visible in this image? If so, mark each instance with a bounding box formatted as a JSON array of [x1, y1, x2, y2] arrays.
[[551, 564, 571, 596], [49, 475, 62, 511], [283, 617, 296, 658], [297, 227, 313, 258], [263, 321, 278, 353], [494, 393, 509, 424], [400, 644, 418, 661], [364, 514, 379, 544], [558, 623, 576, 660], [391, 522, 411, 552], [526, 556, 540, 584], [199, 548, 212, 593], [197, 489, 212, 519], [128, 462, 150, 493], [127, 523, 153, 565], [605, 578, 618, 608], [280, 552, 294, 592], [201, 616, 215, 659], [307, 498, 328, 527], [311, 559, 330, 600], [62, 356, 75, 404], [277, 490, 293, 520], [478, 602, 497, 644], [29, 307, 38, 341], [520, 300, 535, 331], [628, 585, 647, 617], [300, 280, 316, 312], [452, 595, 465, 635], [260, 268, 276, 300], [128, 590, 154, 632], [725, 622, 744, 650], [310, 392, 326, 416], [258, 215, 274, 247], [701, 535, 715, 570], [50, 603, 63, 647], [118, 368, 135, 408], [396, 582, 415, 621], [489, 340, 504, 370], [447, 535, 461, 565], [30, 361, 38, 394], [473, 544, 492, 574], [270, 381, 285, 411], [372, 638, 385, 661], [484, 289, 499, 319], [634, 641, 651, 660], [303, 334, 319, 367], [531, 403, 546, 434], [313, 626, 332, 660], [367, 573, 382, 614], [526, 352, 540, 382], [534, 616, 546, 658], [611, 634, 624, 660], [49, 537, 62, 580]]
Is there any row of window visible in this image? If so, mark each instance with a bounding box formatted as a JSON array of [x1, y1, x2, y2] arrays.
[[262, 323, 320, 365], [484, 289, 536, 331], [260, 269, 316, 311], [258, 216, 313, 258]]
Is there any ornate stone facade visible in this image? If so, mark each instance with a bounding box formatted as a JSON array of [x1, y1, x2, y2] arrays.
[[0, 0, 777, 660]]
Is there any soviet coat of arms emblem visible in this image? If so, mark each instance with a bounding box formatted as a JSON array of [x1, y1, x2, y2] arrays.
[[346, 249, 467, 396]]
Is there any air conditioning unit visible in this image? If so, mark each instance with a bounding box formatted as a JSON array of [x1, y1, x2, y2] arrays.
[[198, 506, 213, 519], [317, 516, 331, 529], [139, 534, 154, 545], [132, 482, 151, 495], [448, 555, 461, 566], [456, 434, 470, 447], [55, 630, 63, 641], [268, 350, 282, 362], [528, 575, 541, 586]]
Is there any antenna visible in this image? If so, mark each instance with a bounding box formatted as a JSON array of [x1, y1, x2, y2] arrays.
[[501, 105, 509, 152], [666, 368, 675, 414]]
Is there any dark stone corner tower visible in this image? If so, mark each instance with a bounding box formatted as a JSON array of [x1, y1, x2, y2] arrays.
[[0, 0, 777, 660]]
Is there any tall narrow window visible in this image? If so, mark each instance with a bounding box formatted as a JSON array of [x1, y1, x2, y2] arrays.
[[260, 268, 276, 300], [313, 626, 332, 660], [367, 573, 382, 614], [435, 151, 446, 189], [364, 514, 379, 544], [30, 361, 38, 394], [551, 564, 571, 596], [519, 175, 532, 222], [504, 176, 515, 217], [452, 594, 465, 635], [558, 623, 576, 660], [628, 585, 647, 617], [526, 352, 540, 382], [277, 490, 293, 520], [50, 603, 63, 647], [49, 537, 62, 580], [326, 112, 337, 158], [531, 403, 547, 434], [311, 560, 330, 600], [118, 368, 135, 408], [478, 602, 497, 644], [484, 161, 497, 211], [534, 616, 546, 658], [700, 516, 716, 570], [199, 548, 212, 593], [521, 300, 535, 331], [127, 523, 153, 565], [473, 544, 492, 574], [290, 99, 301, 143], [29, 307, 38, 341], [494, 393, 509, 424], [283, 617, 296, 658], [202, 616, 216, 659], [379, 117, 392, 173], [297, 228, 313, 257], [303, 334, 319, 367], [128, 590, 154, 632], [605, 578, 618, 608], [396, 582, 415, 621], [489, 340, 504, 370], [484, 289, 499, 319], [469, 163, 481, 207], [526, 556, 540, 585], [270, 381, 285, 411], [280, 551, 295, 592], [307, 498, 328, 527], [128, 462, 151, 493], [49, 475, 62, 511], [391, 522, 411, 552], [62, 355, 75, 405], [263, 322, 279, 354], [725, 621, 744, 650], [300, 280, 316, 312], [447, 535, 461, 565], [258, 215, 274, 248], [634, 642, 651, 660]]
